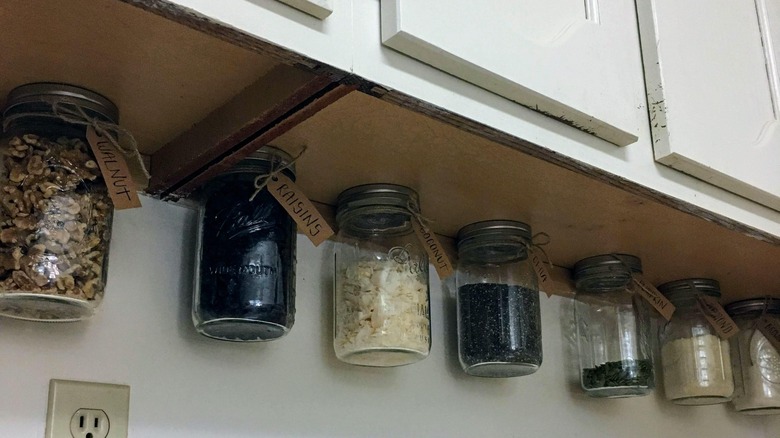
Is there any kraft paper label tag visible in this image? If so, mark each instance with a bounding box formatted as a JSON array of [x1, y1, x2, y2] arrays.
[[632, 274, 675, 321], [696, 295, 739, 339], [411, 219, 454, 280], [757, 316, 780, 354], [267, 173, 334, 246], [86, 126, 142, 210], [530, 248, 569, 298]]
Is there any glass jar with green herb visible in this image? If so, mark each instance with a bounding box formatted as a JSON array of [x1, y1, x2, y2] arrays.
[[573, 254, 655, 398]]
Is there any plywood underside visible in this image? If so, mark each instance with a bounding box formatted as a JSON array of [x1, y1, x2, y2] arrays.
[[0, 0, 283, 155], [272, 92, 780, 303]]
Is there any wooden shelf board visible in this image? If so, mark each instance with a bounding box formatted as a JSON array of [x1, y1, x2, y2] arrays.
[[271, 91, 780, 303], [147, 65, 330, 196], [0, 0, 284, 155]]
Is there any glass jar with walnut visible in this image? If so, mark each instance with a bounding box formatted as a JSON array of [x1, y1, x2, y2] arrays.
[[0, 83, 115, 321]]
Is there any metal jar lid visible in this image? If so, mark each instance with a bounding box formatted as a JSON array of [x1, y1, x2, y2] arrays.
[[3, 82, 119, 123], [335, 183, 418, 234], [457, 220, 532, 244], [457, 220, 532, 261], [573, 254, 643, 293], [336, 183, 417, 217], [725, 298, 780, 316], [227, 146, 296, 176], [658, 278, 721, 304]]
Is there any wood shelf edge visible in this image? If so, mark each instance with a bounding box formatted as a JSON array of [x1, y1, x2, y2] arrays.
[[152, 82, 355, 199]]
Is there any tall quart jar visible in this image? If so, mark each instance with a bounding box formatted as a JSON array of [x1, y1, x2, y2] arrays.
[[659, 278, 734, 405], [573, 254, 655, 397], [725, 298, 780, 415], [333, 184, 431, 367], [455, 220, 542, 377], [0, 83, 115, 321], [193, 147, 296, 341]]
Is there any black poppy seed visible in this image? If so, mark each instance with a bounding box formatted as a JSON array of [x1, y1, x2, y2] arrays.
[[457, 283, 542, 377]]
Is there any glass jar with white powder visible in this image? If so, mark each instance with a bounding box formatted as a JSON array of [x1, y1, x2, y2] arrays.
[[659, 278, 734, 405], [333, 184, 431, 367], [725, 298, 780, 415]]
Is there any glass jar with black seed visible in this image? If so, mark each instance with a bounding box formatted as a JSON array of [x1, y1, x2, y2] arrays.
[[333, 184, 431, 367], [455, 220, 542, 377], [192, 147, 296, 342], [574, 254, 655, 397]]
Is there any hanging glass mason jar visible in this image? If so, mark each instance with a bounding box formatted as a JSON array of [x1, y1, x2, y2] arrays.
[[573, 254, 655, 397], [0, 83, 115, 322], [193, 147, 296, 342], [659, 278, 734, 405], [725, 298, 780, 415], [333, 184, 431, 367], [455, 220, 542, 377]]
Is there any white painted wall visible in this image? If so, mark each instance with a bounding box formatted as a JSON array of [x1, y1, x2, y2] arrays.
[[0, 197, 771, 437]]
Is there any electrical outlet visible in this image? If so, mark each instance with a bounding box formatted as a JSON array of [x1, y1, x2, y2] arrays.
[[45, 379, 130, 438], [70, 409, 110, 438]]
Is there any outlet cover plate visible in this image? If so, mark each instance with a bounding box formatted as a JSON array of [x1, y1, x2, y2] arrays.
[[45, 379, 130, 438]]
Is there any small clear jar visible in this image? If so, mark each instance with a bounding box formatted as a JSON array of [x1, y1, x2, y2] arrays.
[[455, 220, 542, 377], [659, 278, 733, 405], [193, 147, 296, 341], [0, 83, 115, 321], [573, 254, 655, 398], [725, 298, 780, 415], [333, 184, 431, 367]]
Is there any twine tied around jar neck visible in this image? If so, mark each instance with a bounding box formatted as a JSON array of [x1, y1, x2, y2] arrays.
[[249, 146, 307, 202], [526, 232, 554, 268], [606, 253, 636, 275], [3, 99, 151, 180], [406, 199, 434, 231]]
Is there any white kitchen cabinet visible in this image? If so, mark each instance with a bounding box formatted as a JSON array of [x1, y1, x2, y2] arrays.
[[277, 0, 333, 19], [166, 0, 353, 73], [638, 0, 780, 211], [159, 0, 780, 239], [380, 0, 642, 146]]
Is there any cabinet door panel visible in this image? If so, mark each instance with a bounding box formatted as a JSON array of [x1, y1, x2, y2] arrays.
[[639, 0, 780, 211], [381, 0, 641, 146]]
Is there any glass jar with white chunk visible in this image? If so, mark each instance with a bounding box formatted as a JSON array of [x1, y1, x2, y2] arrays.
[[333, 184, 431, 367], [0, 83, 114, 321]]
